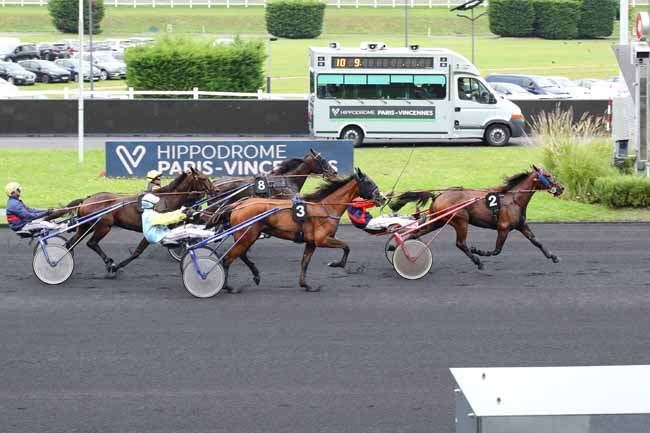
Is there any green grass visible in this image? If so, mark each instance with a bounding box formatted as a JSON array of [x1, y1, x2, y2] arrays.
[[1, 147, 649, 222]]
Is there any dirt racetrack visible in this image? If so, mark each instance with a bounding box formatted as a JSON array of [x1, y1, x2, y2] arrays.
[[1, 224, 650, 433]]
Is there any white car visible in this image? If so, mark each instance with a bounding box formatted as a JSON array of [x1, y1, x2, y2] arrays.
[[547, 76, 591, 98], [489, 82, 547, 100], [0, 77, 46, 99]]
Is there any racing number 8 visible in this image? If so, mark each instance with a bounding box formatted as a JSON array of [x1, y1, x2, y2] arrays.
[[254, 177, 268, 195], [257, 179, 266, 191]]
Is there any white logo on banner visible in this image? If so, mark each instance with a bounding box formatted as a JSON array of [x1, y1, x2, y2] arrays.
[[331, 108, 340, 116], [115, 145, 146, 175]]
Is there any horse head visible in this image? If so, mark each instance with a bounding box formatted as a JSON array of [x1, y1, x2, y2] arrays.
[[355, 167, 386, 206], [187, 166, 214, 196], [308, 148, 338, 179], [532, 165, 564, 197]]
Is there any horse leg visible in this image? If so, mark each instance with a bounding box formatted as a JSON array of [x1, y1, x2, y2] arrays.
[[114, 237, 150, 271], [299, 243, 319, 292], [471, 227, 509, 257], [450, 220, 484, 270], [323, 237, 350, 269], [222, 229, 262, 294], [517, 224, 560, 263], [65, 223, 93, 250], [240, 252, 261, 285], [85, 223, 117, 277]]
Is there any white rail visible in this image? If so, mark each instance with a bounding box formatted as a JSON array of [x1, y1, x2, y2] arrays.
[[14, 87, 309, 100], [0, 0, 488, 7]]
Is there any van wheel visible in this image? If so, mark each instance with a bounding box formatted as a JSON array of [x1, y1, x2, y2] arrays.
[[484, 124, 510, 146], [341, 126, 364, 147]]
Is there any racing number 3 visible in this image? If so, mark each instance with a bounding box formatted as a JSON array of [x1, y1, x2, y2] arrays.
[[292, 202, 308, 223], [295, 204, 306, 218]]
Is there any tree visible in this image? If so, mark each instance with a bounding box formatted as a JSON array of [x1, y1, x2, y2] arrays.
[[48, 0, 105, 34]]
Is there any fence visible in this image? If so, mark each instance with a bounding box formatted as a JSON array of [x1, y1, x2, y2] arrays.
[[16, 88, 309, 100], [0, 0, 490, 7]]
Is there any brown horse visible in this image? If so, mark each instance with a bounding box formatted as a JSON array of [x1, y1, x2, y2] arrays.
[[210, 149, 338, 202], [388, 166, 564, 270], [214, 168, 385, 292], [65, 167, 213, 276]]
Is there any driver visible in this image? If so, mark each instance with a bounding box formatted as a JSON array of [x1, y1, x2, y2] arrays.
[[146, 170, 162, 192], [347, 196, 415, 234], [140, 193, 193, 244], [5, 182, 52, 232]]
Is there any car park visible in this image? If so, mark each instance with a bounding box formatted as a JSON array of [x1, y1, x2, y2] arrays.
[[486, 74, 570, 98], [0, 43, 39, 63], [489, 82, 548, 100], [37, 43, 69, 61], [76, 52, 127, 80], [54, 59, 102, 81], [0, 61, 35, 85], [18, 60, 70, 83], [546, 76, 591, 98]]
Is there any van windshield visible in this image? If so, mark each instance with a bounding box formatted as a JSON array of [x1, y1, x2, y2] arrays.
[[535, 76, 556, 88]]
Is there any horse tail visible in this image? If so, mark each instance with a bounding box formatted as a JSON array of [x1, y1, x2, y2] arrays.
[[388, 191, 436, 212], [45, 197, 86, 220]]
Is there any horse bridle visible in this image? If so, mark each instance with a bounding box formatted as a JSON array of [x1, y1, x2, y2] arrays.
[[536, 169, 558, 195], [313, 152, 336, 178]]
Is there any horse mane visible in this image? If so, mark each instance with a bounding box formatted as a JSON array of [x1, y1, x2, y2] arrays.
[[156, 172, 188, 192], [302, 174, 354, 202], [498, 170, 532, 192], [270, 158, 305, 175]]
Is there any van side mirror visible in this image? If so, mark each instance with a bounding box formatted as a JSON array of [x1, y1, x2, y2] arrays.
[[489, 94, 497, 104]]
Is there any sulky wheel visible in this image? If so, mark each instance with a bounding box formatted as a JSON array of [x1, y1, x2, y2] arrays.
[[181, 247, 225, 298], [32, 235, 69, 256], [32, 243, 75, 285], [392, 239, 432, 280], [168, 244, 187, 262], [385, 236, 399, 265]]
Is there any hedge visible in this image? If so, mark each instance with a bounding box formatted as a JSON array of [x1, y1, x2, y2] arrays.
[[533, 0, 581, 39], [593, 176, 650, 208], [578, 0, 615, 38], [488, 0, 535, 37], [266, 0, 326, 39], [48, 0, 104, 34], [124, 37, 266, 97]]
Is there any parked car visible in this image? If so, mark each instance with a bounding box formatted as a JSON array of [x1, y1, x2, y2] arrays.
[[54, 59, 102, 81], [18, 60, 70, 83], [546, 76, 591, 98], [0, 61, 35, 85], [75, 52, 126, 80], [0, 77, 46, 99], [489, 82, 548, 100], [486, 74, 570, 98], [0, 43, 39, 62], [37, 43, 69, 61], [574, 78, 601, 90]]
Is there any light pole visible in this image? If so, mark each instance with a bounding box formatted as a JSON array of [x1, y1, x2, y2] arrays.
[[266, 36, 278, 94], [404, 0, 408, 47], [451, 0, 486, 65], [78, 0, 84, 163], [88, 0, 94, 93]]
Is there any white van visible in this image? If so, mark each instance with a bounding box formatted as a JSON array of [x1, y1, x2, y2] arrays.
[[308, 42, 524, 147]]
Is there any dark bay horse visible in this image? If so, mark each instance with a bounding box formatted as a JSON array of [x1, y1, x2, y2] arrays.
[[215, 168, 385, 292], [209, 149, 338, 203], [65, 167, 213, 276], [389, 166, 564, 270]]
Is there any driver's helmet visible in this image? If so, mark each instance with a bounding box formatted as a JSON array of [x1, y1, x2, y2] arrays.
[[4, 182, 21, 197], [140, 193, 160, 210], [146, 170, 162, 182]]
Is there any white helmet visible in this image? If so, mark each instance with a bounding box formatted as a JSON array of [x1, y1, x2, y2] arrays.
[[140, 193, 160, 210]]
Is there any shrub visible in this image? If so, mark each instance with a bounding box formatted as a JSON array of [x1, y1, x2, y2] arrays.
[[594, 176, 650, 208], [48, 0, 104, 34], [532, 107, 615, 201], [265, 0, 326, 39], [124, 37, 265, 97], [578, 0, 615, 38], [489, 0, 535, 37], [533, 0, 581, 39]]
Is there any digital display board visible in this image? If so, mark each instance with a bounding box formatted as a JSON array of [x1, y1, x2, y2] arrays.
[[331, 57, 434, 69]]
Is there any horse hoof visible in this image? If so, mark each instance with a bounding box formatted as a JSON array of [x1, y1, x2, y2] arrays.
[[328, 261, 342, 268], [226, 287, 241, 294], [477, 263, 484, 271], [551, 255, 561, 263], [253, 275, 261, 285], [304, 286, 321, 292]]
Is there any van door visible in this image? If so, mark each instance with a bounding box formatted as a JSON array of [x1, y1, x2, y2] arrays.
[[453, 75, 497, 139]]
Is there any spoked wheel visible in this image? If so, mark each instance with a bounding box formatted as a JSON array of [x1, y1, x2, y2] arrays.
[[385, 236, 399, 264], [181, 247, 225, 298], [392, 239, 433, 280], [32, 243, 75, 285], [168, 244, 187, 262]]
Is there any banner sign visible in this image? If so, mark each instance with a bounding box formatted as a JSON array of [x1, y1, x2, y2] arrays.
[[105, 140, 354, 178], [329, 106, 435, 120]]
